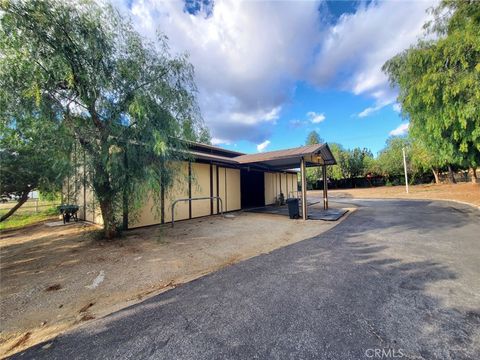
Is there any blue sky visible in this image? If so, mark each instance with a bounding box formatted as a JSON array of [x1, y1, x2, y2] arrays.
[[114, 0, 437, 156], [229, 82, 405, 155]]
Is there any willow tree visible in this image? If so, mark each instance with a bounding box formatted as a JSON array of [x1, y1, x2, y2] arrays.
[[409, 137, 444, 184], [0, 116, 72, 221], [0, 0, 209, 238], [383, 0, 480, 183]]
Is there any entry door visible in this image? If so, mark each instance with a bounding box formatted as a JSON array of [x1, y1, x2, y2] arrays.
[[240, 170, 265, 208]]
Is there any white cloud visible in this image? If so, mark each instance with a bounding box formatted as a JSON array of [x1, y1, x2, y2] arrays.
[[392, 103, 401, 113], [311, 0, 437, 111], [211, 138, 230, 146], [112, 0, 436, 142], [256, 140, 271, 153], [389, 123, 409, 136], [358, 103, 387, 118], [307, 111, 326, 124], [115, 0, 321, 144]]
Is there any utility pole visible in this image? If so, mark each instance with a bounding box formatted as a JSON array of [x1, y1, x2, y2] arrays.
[[402, 146, 409, 194]]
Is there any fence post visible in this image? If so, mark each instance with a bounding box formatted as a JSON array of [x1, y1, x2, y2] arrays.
[[35, 199, 39, 213]]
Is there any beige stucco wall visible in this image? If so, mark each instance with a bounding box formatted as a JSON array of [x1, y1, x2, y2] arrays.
[[264, 172, 276, 205], [214, 166, 241, 212], [128, 192, 161, 228], [85, 186, 103, 225], [212, 165, 218, 214], [132, 162, 242, 226], [191, 162, 211, 218], [280, 173, 287, 196], [264, 171, 299, 205], [287, 173, 298, 197], [164, 162, 190, 223], [74, 160, 295, 228], [218, 166, 226, 213], [225, 168, 241, 211]]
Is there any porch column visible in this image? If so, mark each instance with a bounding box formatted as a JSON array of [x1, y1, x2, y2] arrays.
[[300, 157, 308, 220], [322, 165, 328, 210]]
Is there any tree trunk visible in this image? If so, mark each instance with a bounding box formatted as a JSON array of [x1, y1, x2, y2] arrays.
[[447, 165, 456, 184], [0, 189, 30, 222], [432, 168, 440, 184], [98, 198, 117, 240], [92, 156, 117, 240], [471, 167, 478, 184]]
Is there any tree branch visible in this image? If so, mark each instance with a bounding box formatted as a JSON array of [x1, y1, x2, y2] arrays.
[[0, 188, 31, 222]]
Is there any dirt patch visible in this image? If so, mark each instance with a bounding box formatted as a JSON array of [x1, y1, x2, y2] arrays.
[[45, 284, 62, 292], [78, 302, 95, 313], [6, 332, 30, 353], [0, 206, 352, 357], [321, 183, 480, 207]]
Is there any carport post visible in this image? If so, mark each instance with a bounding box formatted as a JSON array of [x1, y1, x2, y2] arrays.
[[322, 165, 328, 210], [300, 157, 307, 220]]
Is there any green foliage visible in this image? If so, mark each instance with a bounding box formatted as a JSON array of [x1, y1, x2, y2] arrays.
[[39, 191, 61, 202], [347, 148, 373, 178], [328, 145, 374, 180], [0, 111, 72, 221], [383, 0, 480, 169], [305, 131, 324, 184], [376, 137, 410, 181], [326, 143, 345, 180], [0, 117, 72, 198], [409, 137, 443, 181], [306, 130, 323, 146], [0, 0, 208, 238]]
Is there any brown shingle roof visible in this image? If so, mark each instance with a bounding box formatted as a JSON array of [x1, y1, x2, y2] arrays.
[[234, 144, 334, 164], [187, 141, 336, 169]]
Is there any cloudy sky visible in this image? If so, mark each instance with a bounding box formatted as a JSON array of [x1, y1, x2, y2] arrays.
[[113, 0, 437, 155]]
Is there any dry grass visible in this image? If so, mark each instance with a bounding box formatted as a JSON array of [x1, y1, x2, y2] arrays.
[[0, 207, 352, 358], [322, 182, 480, 207]]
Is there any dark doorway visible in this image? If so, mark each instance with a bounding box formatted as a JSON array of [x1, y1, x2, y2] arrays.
[[241, 169, 265, 208]]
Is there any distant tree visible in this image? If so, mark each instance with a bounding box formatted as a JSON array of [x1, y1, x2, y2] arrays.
[[333, 150, 347, 180], [305, 131, 324, 186], [197, 127, 212, 145], [376, 137, 411, 183], [348, 148, 373, 179], [326, 143, 345, 180], [306, 130, 323, 146], [0, 117, 71, 221], [0, 0, 209, 238], [410, 137, 444, 184], [383, 0, 480, 183], [331, 147, 373, 181], [363, 155, 379, 176]]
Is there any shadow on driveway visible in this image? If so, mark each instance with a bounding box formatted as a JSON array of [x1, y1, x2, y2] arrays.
[[11, 199, 480, 360]]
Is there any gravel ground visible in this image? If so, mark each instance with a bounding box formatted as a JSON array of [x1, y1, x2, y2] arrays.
[[323, 182, 480, 207]]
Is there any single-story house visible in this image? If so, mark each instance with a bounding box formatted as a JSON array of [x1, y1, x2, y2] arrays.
[[69, 141, 336, 229]]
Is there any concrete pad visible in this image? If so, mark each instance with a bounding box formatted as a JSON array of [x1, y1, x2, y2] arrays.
[[246, 205, 348, 221], [45, 221, 81, 227], [307, 208, 348, 221]]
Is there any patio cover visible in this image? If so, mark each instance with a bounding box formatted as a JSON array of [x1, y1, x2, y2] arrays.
[[233, 143, 336, 170]]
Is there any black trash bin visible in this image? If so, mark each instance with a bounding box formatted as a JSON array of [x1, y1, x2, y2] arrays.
[[286, 198, 300, 219]]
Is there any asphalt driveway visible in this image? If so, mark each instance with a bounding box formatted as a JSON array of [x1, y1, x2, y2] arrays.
[[11, 199, 480, 359]]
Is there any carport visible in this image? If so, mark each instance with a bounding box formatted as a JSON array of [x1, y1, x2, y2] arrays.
[[235, 144, 337, 220]]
